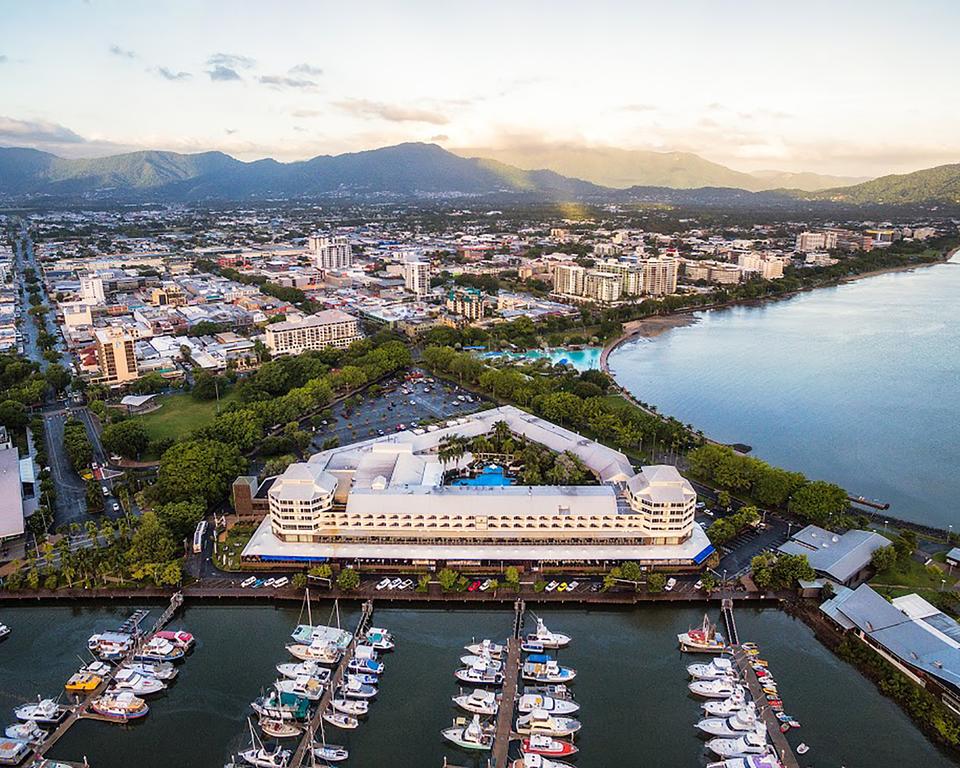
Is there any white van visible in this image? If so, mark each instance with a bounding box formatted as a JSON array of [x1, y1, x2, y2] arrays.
[[272, 577, 290, 589]]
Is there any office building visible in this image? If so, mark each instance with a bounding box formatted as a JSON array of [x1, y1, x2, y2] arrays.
[[264, 310, 362, 355], [310, 235, 353, 270], [95, 327, 139, 384], [80, 275, 105, 304]]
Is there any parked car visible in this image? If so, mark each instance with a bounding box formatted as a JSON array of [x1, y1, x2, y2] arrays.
[[375, 578, 391, 590], [545, 581, 559, 592], [665, 577, 677, 592], [241, 577, 257, 588], [468, 580, 481, 592], [388, 578, 403, 590], [272, 577, 289, 589], [566, 580, 579, 591], [262, 578, 276, 588], [399, 579, 414, 590], [694, 579, 704, 591], [479, 579, 492, 591], [112, 502, 120, 512]]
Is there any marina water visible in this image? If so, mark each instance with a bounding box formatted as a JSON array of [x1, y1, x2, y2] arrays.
[[0, 603, 954, 767], [609, 257, 960, 529]]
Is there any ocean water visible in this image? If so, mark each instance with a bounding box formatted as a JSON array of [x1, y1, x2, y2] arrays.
[[609, 257, 960, 528]]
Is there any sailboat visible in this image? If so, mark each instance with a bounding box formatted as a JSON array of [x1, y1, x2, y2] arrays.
[[311, 722, 349, 763], [237, 718, 291, 768]]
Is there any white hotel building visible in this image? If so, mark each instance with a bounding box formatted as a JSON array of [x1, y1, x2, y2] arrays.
[[264, 310, 362, 356], [242, 406, 713, 569]]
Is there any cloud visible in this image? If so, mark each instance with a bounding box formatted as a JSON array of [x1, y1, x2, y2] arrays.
[[430, 134, 450, 142], [258, 75, 317, 89], [334, 99, 449, 125], [208, 65, 242, 82], [156, 66, 191, 81], [225, 128, 237, 135], [0, 115, 86, 145], [292, 109, 323, 118], [109, 44, 136, 59], [622, 103, 656, 112], [206, 53, 256, 70], [290, 63, 323, 77]]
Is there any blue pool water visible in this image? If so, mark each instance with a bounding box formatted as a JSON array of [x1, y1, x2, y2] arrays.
[[450, 464, 515, 486], [482, 347, 602, 371]]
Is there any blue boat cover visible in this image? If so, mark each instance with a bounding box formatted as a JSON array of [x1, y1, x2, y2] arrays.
[[525, 653, 554, 663], [693, 544, 716, 565]]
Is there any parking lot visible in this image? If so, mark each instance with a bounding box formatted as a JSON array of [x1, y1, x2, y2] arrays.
[[311, 369, 487, 450]]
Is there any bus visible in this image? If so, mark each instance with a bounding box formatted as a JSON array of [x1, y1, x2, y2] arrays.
[[192, 520, 207, 554]]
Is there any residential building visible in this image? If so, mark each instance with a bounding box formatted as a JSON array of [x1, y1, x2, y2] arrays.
[[584, 270, 622, 303], [738, 253, 784, 280], [445, 287, 485, 320], [241, 405, 714, 569], [553, 263, 586, 296], [150, 284, 187, 307], [310, 235, 353, 270], [640, 255, 679, 295], [95, 326, 139, 384], [403, 261, 431, 297], [80, 274, 105, 303], [596, 259, 642, 295], [796, 230, 839, 252], [264, 309, 362, 355]]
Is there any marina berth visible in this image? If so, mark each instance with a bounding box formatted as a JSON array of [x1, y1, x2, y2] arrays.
[[511, 753, 576, 768], [523, 685, 575, 702], [706, 757, 783, 768], [120, 660, 178, 681], [363, 627, 394, 651], [251, 690, 311, 722], [87, 631, 134, 661], [455, 660, 505, 686], [322, 710, 359, 730], [111, 667, 166, 696], [702, 691, 748, 717], [517, 693, 580, 715], [312, 742, 349, 762], [515, 710, 582, 737], [151, 630, 195, 651], [64, 672, 101, 693], [90, 690, 150, 722], [520, 734, 579, 757], [340, 676, 377, 699], [78, 660, 112, 678], [441, 714, 494, 751], [134, 636, 185, 663], [331, 698, 368, 716], [258, 718, 302, 739], [284, 640, 340, 664], [465, 639, 505, 659], [706, 725, 770, 758], [453, 688, 500, 716], [697, 704, 760, 738], [460, 653, 504, 671], [238, 720, 291, 768], [347, 656, 384, 675]]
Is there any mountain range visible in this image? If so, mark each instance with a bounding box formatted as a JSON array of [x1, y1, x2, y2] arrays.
[[0, 142, 957, 207], [452, 146, 865, 191]]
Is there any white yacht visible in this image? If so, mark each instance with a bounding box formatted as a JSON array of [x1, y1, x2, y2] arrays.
[[678, 614, 726, 653], [4, 720, 45, 743], [689, 678, 740, 699], [14, 698, 67, 725], [460, 654, 504, 671], [322, 710, 359, 730], [517, 693, 579, 715], [464, 639, 505, 659], [331, 698, 368, 717], [238, 719, 291, 768], [688, 657, 735, 680], [515, 710, 581, 737], [707, 758, 783, 768], [456, 661, 504, 686], [524, 618, 571, 649], [275, 675, 324, 701], [340, 677, 377, 699], [120, 660, 178, 681], [276, 661, 331, 683], [702, 690, 749, 716], [111, 668, 166, 696], [697, 704, 759, 737], [453, 688, 499, 716], [521, 656, 576, 684], [285, 641, 340, 664], [707, 725, 770, 758], [364, 627, 394, 651], [511, 754, 576, 768], [441, 714, 494, 751]]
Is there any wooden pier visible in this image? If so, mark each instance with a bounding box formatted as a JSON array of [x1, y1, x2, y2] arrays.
[[290, 600, 375, 767], [731, 646, 799, 768], [27, 593, 185, 766], [491, 600, 525, 768]]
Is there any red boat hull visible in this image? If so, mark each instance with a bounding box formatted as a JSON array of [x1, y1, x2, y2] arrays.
[[521, 738, 578, 757]]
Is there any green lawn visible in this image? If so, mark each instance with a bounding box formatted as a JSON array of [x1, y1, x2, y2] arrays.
[[134, 391, 240, 444], [871, 556, 956, 591]]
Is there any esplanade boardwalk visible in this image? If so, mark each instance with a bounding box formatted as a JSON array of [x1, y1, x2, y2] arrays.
[[241, 405, 714, 569]]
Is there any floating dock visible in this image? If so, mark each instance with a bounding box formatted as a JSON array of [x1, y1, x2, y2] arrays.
[[491, 600, 524, 768]]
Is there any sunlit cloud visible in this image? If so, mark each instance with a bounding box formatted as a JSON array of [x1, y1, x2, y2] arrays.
[[156, 66, 191, 81], [290, 63, 323, 77], [334, 99, 449, 125], [108, 44, 136, 59], [259, 75, 317, 89]]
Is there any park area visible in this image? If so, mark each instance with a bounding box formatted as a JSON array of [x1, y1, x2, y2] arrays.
[[134, 391, 239, 444]]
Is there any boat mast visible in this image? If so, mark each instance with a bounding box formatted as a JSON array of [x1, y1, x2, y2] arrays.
[[306, 588, 313, 627]]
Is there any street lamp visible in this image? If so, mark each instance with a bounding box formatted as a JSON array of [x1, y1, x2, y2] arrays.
[[883, 519, 888, 533]]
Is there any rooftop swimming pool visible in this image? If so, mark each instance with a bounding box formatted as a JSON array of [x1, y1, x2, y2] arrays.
[[449, 464, 515, 486]]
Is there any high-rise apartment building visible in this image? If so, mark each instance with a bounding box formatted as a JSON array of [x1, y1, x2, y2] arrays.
[[596, 259, 642, 295], [640, 255, 679, 295], [552, 263, 586, 296], [403, 261, 431, 297], [445, 288, 485, 320], [80, 275, 105, 304], [584, 270, 622, 303], [309, 235, 353, 270], [95, 327, 139, 384], [795, 231, 839, 252]]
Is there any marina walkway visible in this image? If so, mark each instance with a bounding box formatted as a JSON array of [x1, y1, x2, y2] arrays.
[[731, 646, 799, 768], [491, 600, 525, 768], [721, 597, 740, 645], [29, 593, 185, 765], [290, 600, 375, 768]]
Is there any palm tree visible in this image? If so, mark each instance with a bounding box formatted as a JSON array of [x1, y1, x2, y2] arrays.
[[492, 420, 511, 449]]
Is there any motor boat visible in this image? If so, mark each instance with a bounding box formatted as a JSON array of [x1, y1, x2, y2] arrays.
[[276, 661, 331, 683], [515, 710, 581, 737], [331, 698, 368, 717], [702, 691, 748, 716], [0, 738, 31, 766], [251, 690, 310, 722], [14, 698, 67, 725], [0, 624, 9, 640], [120, 660, 178, 681], [346, 672, 378, 686], [453, 688, 499, 716], [521, 656, 576, 684], [689, 678, 740, 699], [87, 632, 134, 661], [707, 725, 770, 757], [90, 690, 150, 722], [455, 661, 504, 686], [4, 720, 45, 743], [340, 676, 376, 699], [460, 654, 504, 671], [259, 718, 302, 739], [697, 705, 759, 737], [464, 639, 505, 659], [322, 710, 359, 730], [134, 637, 184, 663], [707, 757, 783, 768], [523, 685, 575, 702], [275, 676, 324, 701], [511, 753, 575, 768], [285, 641, 340, 665], [524, 617, 571, 649], [441, 714, 493, 751], [112, 668, 166, 696], [520, 734, 579, 758], [364, 627, 394, 651], [678, 614, 726, 653], [688, 657, 735, 680], [517, 693, 579, 715], [64, 672, 101, 693], [347, 656, 384, 676], [152, 630, 194, 650], [78, 660, 113, 677]]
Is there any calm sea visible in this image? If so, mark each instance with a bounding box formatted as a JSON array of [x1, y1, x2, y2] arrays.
[[609, 256, 960, 529]]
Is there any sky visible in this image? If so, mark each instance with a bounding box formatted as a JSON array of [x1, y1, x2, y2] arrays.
[[1, 0, 959, 176]]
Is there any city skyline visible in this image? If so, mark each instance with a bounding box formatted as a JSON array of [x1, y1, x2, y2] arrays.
[[2, 0, 959, 177]]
